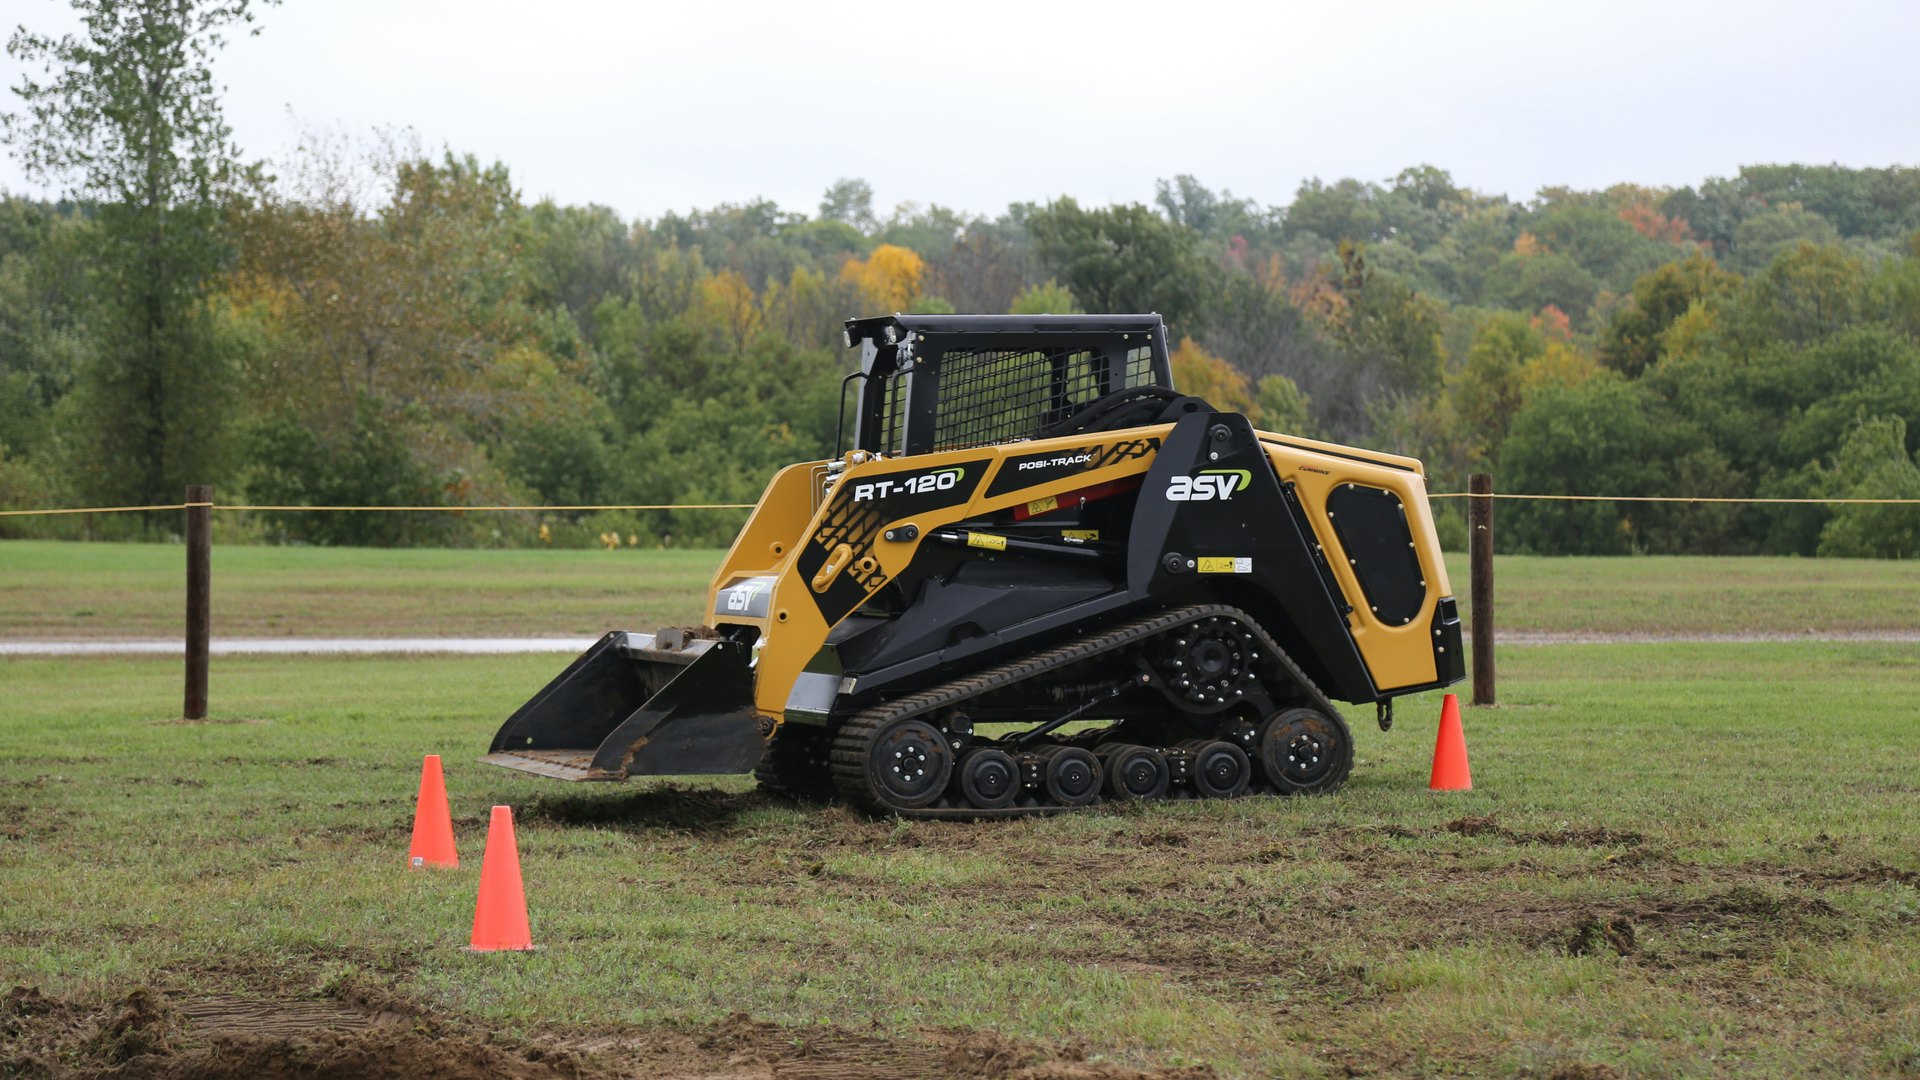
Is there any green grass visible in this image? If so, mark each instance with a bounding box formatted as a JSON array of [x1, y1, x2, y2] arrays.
[[3, 645, 1917, 1076], [0, 541, 720, 638], [1440, 551, 1920, 635], [4, 539, 1919, 639]]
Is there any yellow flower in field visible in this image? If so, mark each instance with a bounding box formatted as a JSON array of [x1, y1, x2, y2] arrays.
[[538, 523, 551, 545], [626, 534, 637, 547]]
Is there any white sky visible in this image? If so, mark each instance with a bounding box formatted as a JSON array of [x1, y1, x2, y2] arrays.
[[5, 0, 1918, 221]]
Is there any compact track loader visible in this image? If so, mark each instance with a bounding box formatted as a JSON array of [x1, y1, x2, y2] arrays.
[[485, 315, 1464, 817]]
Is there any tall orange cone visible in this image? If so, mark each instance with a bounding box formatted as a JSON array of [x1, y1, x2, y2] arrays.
[[469, 805, 533, 951], [408, 754, 457, 868], [1429, 693, 1473, 791]]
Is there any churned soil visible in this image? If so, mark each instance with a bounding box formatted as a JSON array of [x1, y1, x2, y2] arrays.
[[1, 982, 1211, 1080], [6, 787, 1910, 1077]]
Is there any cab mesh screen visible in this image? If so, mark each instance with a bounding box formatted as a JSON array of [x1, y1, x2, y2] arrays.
[[877, 346, 1157, 454], [876, 373, 911, 456]]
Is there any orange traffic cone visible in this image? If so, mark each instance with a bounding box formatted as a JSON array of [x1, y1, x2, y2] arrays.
[[407, 755, 457, 868], [1429, 693, 1473, 792], [469, 805, 533, 951]]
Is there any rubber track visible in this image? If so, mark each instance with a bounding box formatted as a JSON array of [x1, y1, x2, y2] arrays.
[[755, 721, 836, 800], [829, 604, 1343, 819]]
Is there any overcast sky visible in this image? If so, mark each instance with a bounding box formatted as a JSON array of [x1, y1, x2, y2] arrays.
[[5, 0, 1918, 221]]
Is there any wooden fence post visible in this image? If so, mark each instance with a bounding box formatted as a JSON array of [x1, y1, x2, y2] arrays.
[[184, 484, 212, 720], [1468, 473, 1494, 706]]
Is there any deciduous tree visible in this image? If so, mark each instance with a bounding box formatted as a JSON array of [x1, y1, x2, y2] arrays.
[[1026, 199, 1211, 329], [5, 0, 275, 504]]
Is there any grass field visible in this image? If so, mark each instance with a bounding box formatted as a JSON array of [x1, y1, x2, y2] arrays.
[[0, 542, 721, 639], [3, 641, 1918, 1077], [4, 540, 1920, 639]]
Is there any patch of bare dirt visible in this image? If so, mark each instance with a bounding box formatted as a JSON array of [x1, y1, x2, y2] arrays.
[[0, 986, 1205, 1080], [662, 1015, 1210, 1080], [120, 1029, 577, 1080], [3, 986, 176, 1074], [1563, 916, 1639, 957], [1797, 862, 1920, 887], [519, 785, 778, 835], [1551, 885, 1841, 961], [0, 802, 71, 842], [1440, 813, 1645, 848], [1132, 831, 1190, 849], [174, 994, 374, 1037], [2, 985, 85, 1075]]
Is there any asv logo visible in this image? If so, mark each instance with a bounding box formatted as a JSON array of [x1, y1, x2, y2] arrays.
[[718, 576, 774, 615], [1165, 469, 1251, 501], [853, 467, 963, 501]]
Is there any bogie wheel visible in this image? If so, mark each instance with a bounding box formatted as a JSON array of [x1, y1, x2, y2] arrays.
[[957, 747, 1019, 810], [1256, 707, 1353, 794], [1181, 739, 1252, 799], [1098, 743, 1169, 801], [857, 718, 954, 811], [1037, 745, 1102, 807]]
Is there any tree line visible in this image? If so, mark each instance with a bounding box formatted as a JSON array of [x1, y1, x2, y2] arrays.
[[3, 2, 1918, 555]]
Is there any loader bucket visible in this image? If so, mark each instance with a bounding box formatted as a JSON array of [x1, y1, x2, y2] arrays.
[[481, 630, 766, 781]]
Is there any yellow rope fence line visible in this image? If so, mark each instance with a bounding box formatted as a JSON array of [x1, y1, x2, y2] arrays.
[[5, 495, 1920, 518], [0, 503, 197, 517], [1426, 493, 1920, 505], [218, 503, 758, 512], [0, 502, 756, 518]]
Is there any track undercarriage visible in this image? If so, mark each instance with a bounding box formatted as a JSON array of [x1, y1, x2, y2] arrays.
[[756, 605, 1356, 818]]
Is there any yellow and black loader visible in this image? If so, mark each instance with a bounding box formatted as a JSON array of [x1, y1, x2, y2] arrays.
[[484, 315, 1464, 817]]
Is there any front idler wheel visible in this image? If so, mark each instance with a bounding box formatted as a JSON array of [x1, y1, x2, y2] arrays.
[[1037, 745, 1103, 807], [1155, 618, 1254, 711], [1098, 743, 1169, 801], [956, 746, 1019, 810], [864, 718, 955, 811], [1181, 738, 1251, 799], [1256, 707, 1353, 795]]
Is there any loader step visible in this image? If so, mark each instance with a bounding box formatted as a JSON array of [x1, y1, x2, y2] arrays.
[[479, 750, 623, 781]]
